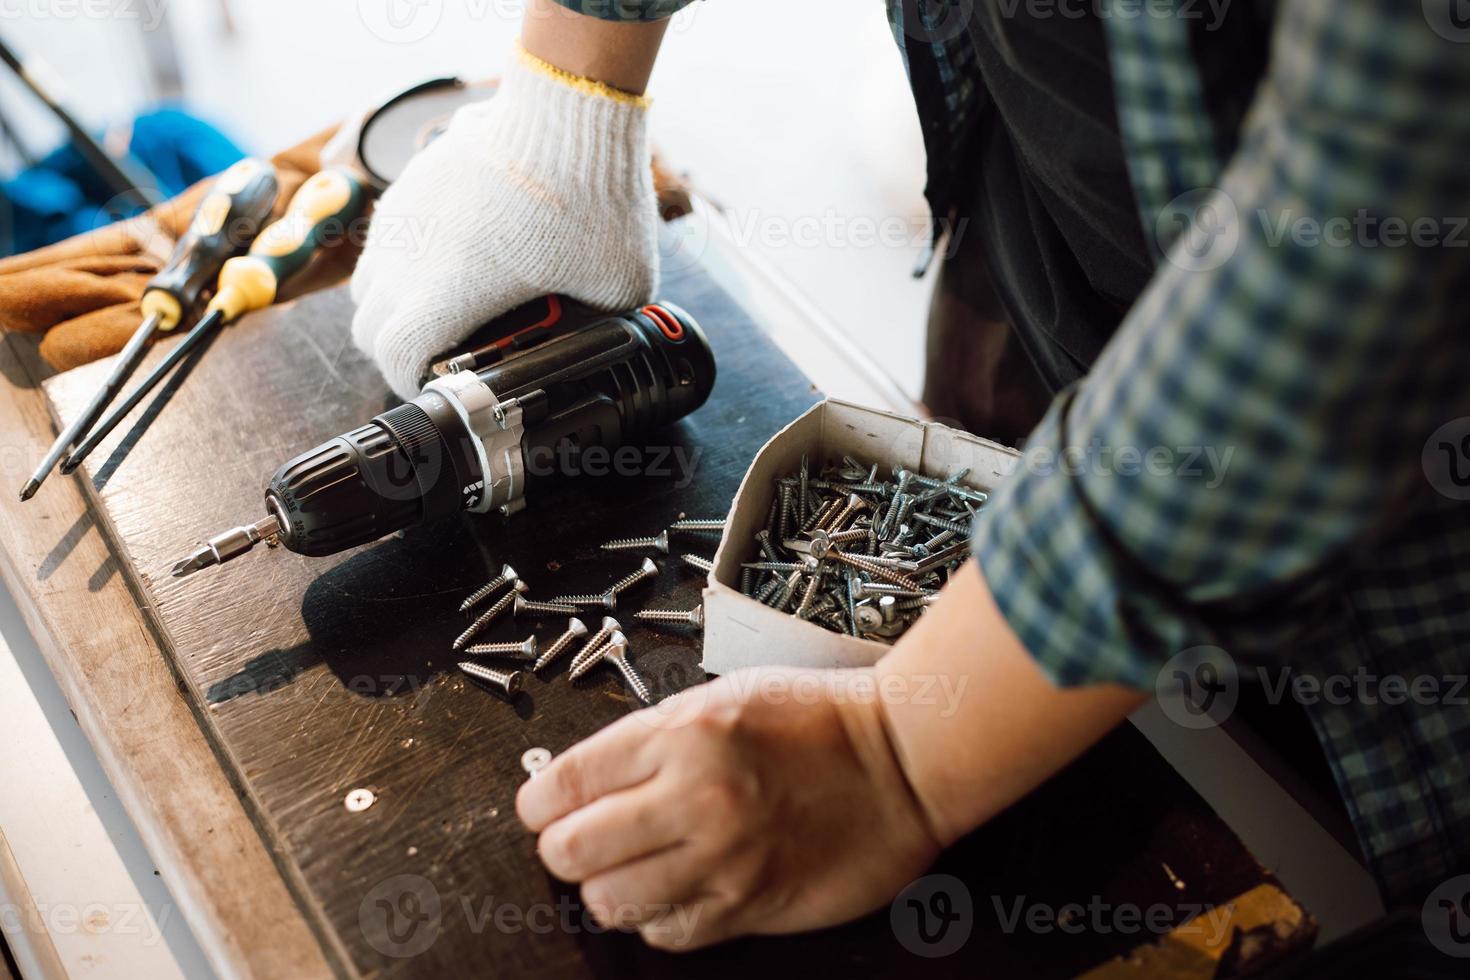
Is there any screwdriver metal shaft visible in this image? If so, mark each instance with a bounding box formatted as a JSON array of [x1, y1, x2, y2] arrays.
[[20, 313, 162, 500], [61, 310, 225, 475]]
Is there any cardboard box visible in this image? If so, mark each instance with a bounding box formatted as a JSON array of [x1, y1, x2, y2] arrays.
[[701, 398, 1022, 674]]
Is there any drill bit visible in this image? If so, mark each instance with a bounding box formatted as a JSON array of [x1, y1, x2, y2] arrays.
[[171, 516, 281, 578]]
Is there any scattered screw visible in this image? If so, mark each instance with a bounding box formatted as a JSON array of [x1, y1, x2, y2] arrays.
[[609, 556, 660, 595], [680, 553, 714, 574], [459, 563, 518, 612], [454, 580, 527, 650], [534, 618, 589, 672], [464, 635, 538, 661], [570, 633, 653, 704], [514, 595, 580, 618], [550, 591, 618, 611], [569, 617, 621, 673], [569, 630, 627, 681], [458, 662, 526, 699], [601, 530, 670, 554], [603, 638, 654, 705], [521, 747, 552, 777], [910, 511, 972, 535], [668, 518, 725, 534], [344, 788, 376, 813], [634, 605, 705, 629]]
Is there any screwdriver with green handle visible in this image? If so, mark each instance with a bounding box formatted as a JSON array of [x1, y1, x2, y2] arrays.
[[19, 157, 281, 501], [60, 167, 369, 476]]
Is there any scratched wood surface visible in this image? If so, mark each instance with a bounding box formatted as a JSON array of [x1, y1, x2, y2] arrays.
[[44, 247, 1308, 978], [0, 338, 333, 979]]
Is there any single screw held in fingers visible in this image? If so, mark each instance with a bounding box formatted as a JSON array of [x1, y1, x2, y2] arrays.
[[601, 531, 670, 554], [514, 595, 580, 618], [569, 630, 627, 681], [680, 554, 714, 574], [460, 564, 517, 613], [454, 581, 527, 650], [634, 605, 705, 629], [464, 635, 538, 661], [609, 557, 660, 596], [534, 618, 589, 672], [569, 617, 621, 673], [668, 518, 726, 534], [548, 591, 617, 611], [457, 662, 526, 698]]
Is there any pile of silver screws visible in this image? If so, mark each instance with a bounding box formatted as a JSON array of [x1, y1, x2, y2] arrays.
[[453, 519, 727, 706], [453, 565, 654, 703], [739, 455, 982, 643]]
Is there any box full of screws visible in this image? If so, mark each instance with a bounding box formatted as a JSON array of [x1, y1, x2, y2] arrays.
[[702, 399, 1020, 674]]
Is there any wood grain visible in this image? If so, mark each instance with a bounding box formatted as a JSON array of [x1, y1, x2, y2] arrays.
[[38, 248, 1310, 977], [0, 331, 332, 980]]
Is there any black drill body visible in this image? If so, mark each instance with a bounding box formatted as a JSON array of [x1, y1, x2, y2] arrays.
[[266, 304, 715, 557]]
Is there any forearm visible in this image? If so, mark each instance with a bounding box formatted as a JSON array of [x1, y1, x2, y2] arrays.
[[873, 561, 1146, 845], [523, 0, 670, 94]]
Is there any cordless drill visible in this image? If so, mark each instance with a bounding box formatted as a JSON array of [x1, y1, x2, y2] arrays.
[[170, 302, 716, 577]]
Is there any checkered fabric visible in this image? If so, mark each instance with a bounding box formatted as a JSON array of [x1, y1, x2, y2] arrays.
[[553, 0, 1470, 902], [973, 0, 1470, 902]]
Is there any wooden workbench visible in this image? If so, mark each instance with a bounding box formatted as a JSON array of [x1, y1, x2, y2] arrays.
[[3, 232, 1314, 978]]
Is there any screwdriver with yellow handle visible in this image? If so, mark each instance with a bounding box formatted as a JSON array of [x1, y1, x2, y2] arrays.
[[20, 157, 281, 501], [60, 167, 368, 476]]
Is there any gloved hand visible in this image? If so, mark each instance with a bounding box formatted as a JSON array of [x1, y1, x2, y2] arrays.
[[0, 128, 355, 372], [349, 44, 661, 399]]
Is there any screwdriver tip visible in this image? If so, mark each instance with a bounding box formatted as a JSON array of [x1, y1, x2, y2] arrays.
[[18, 479, 40, 502], [170, 548, 215, 579], [58, 457, 80, 476]]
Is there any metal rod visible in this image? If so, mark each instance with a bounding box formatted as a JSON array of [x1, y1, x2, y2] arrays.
[[62, 310, 225, 474], [20, 312, 162, 500]]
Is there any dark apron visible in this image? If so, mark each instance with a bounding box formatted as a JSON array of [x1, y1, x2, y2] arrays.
[[923, 2, 1270, 437]]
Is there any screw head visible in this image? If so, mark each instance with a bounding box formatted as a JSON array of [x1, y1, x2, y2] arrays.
[[501, 563, 518, 582], [503, 671, 526, 697], [344, 788, 376, 812], [601, 616, 622, 633], [521, 747, 553, 776], [567, 617, 588, 637], [640, 557, 659, 576], [512, 579, 529, 595]]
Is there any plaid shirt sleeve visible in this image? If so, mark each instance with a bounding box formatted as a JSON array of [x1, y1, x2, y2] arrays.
[[548, 0, 696, 19], [973, 1, 1470, 690]]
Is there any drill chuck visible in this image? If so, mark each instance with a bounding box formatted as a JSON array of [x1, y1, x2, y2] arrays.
[[261, 303, 715, 559]]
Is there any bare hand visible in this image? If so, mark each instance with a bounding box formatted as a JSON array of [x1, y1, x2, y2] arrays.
[[515, 667, 942, 950]]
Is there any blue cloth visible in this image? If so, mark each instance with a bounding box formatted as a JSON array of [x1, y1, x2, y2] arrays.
[[0, 106, 246, 255]]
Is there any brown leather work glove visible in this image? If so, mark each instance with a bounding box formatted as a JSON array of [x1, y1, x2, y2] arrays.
[[0, 126, 355, 372]]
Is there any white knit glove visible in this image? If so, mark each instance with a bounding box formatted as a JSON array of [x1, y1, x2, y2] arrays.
[[351, 45, 660, 399]]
